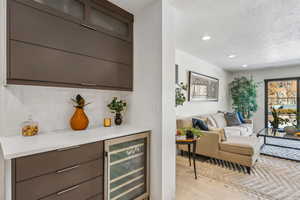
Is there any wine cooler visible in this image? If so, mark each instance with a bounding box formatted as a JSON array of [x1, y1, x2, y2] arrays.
[[104, 132, 150, 200]]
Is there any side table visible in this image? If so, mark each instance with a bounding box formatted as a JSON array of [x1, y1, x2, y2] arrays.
[[176, 138, 197, 179]]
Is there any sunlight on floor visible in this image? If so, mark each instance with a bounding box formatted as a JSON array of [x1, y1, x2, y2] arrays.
[[176, 156, 256, 200]]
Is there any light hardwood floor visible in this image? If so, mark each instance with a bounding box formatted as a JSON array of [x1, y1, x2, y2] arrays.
[[176, 156, 255, 200]]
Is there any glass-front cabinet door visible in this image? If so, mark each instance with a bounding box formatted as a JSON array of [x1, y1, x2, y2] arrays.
[[105, 132, 150, 200], [32, 0, 85, 20], [89, 7, 129, 37]]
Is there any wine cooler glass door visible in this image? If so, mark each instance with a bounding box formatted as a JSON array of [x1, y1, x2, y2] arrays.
[[105, 133, 149, 200]]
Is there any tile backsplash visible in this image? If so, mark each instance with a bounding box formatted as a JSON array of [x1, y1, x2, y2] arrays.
[[1, 85, 130, 136]]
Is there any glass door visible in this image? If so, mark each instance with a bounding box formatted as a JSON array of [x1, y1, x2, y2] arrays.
[[105, 133, 150, 200], [265, 79, 299, 129], [32, 0, 85, 20]]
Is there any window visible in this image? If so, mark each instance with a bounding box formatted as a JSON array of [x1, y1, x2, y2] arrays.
[[265, 78, 300, 129]]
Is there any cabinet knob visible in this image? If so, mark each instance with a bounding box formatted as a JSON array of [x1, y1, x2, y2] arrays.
[[57, 185, 80, 196], [81, 23, 97, 31], [56, 165, 80, 174]]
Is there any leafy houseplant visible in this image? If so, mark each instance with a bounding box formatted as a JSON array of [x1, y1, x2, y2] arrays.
[[177, 128, 204, 138], [107, 97, 127, 125], [70, 94, 90, 130], [229, 76, 259, 119], [176, 82, 187, 107], [283, 111, 300, 135], [269, 106, 289, 135]]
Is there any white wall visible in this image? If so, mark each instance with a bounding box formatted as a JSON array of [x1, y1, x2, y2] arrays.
[[0, 0, 6, 198], [128, 1, 176, 199], [0, 85, 130, 136], [175, 49, 232, 117], [161, 1, 176, 199], [233, 65, 300, 132]]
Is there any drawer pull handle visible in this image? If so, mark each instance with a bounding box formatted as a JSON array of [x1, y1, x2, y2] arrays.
[[57, 185, 80, 196], [81, 24, 97, 31], [56, 165, 80, 174], [57, 145, 81, 152], [81, 83, 97, 86]]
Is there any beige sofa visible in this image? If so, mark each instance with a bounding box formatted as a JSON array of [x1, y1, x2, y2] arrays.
[[177, 113, 263, 173]]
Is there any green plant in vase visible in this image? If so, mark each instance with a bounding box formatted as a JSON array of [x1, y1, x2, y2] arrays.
[[107, 97, 127, 126], [269, 106, 289, 135], [176, 82, 187, 107], [229, 76, 260, 119], [177, 127, 204, 138]]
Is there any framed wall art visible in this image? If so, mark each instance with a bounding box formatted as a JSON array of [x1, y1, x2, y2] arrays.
[[188, 71, 219, 101]]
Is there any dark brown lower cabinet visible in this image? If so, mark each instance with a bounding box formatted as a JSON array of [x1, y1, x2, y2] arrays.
[[12, 142, 104, 200]]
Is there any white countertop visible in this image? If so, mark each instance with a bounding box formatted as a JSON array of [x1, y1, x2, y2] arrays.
[[0, 126, 150, 160]]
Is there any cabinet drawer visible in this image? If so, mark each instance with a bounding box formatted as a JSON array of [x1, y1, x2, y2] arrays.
[[16, 159, 103, 200], [16, 141, 103, 181], [40, 177, 103, 200]]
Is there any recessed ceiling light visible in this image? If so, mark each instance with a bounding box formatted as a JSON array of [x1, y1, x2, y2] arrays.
[[202, 35, 211, 41], [242, 64, 248, 68], [228, 54, 237, 58]]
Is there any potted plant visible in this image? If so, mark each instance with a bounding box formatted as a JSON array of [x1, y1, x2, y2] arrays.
[[229, 76, 259, 119], [269, 106, 289, 135], [70, 94, 91, 130], [107, 97, 127, 125], [176, 82, 187, 107], [284, 112, 300, 135]]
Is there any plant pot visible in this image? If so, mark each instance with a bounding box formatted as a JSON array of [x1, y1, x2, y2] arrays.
[[186, 130, 194, 139], [114, 113, 123, 126], [70, 107, 89, 130], [284, 126, 297, 135]]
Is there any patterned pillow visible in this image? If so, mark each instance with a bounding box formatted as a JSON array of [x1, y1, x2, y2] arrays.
[[192, 118, 209, 131], [224, 112, 241, 126]]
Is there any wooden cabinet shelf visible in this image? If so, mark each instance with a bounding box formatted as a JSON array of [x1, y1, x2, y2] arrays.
[[7, 0, 134, 91]]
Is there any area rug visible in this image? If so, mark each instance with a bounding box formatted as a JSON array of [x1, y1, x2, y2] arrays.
[[177, 155, 300, 200]]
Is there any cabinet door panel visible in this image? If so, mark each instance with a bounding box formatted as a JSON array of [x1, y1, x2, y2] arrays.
[[32, 0, 84, 19], [16, 160, 102, 200], [10, 1, 132, 65], [16, 141, 103, 182], [90, 7, 129, 37], [10, 41, 132, 89], [40, 177, 103, 200]]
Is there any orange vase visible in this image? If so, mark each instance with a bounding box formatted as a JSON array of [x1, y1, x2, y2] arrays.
[[70, 107, 89, 130]]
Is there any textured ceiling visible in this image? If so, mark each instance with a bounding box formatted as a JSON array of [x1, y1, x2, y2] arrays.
[[173, 0, 300, 71]]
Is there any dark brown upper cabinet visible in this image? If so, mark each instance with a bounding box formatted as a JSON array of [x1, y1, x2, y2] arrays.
[[7, 0, 134, 91]]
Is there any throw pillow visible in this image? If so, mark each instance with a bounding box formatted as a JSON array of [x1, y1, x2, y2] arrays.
[[192, 118, 209, 131], [235, 112, 242, 124], [224, 112, 241, 126], [207, 115, 217, 127], [237, 112, 246, 123], [211, 113, 227, 128]]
